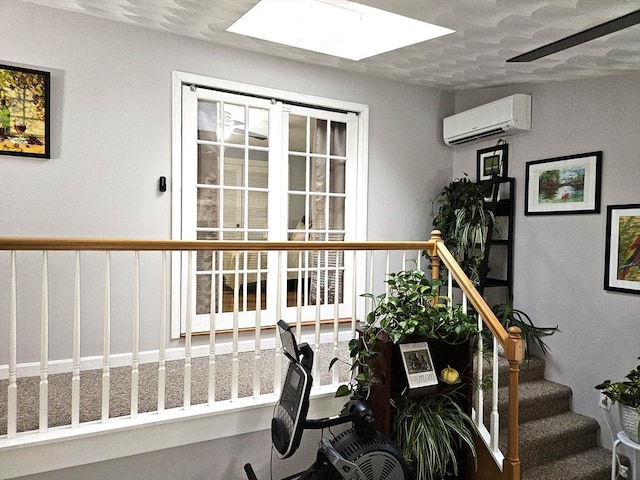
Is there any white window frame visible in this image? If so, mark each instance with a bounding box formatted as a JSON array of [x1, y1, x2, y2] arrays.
[[171, 71, 369, 339]]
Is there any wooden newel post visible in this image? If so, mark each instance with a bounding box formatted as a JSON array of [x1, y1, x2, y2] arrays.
[[503, 326, 525, 480], [428, 230, 442, 281]]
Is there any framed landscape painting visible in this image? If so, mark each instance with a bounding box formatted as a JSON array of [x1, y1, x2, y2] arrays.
[[0, 64, 50, 158], [605, 204, 640, 295], [525, 151, 602, 215]]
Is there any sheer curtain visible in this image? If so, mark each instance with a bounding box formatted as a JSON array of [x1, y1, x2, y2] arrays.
[[309, 120, 346, 304]]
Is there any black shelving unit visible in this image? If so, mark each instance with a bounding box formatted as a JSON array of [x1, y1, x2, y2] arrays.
[[478, 177, 515, 301]]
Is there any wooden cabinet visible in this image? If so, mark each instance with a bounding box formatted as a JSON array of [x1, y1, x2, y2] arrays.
[[366, 333, 474, 437]]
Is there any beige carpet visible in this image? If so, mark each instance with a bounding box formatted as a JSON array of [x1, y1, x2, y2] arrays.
[[0, 343, 350, 435]]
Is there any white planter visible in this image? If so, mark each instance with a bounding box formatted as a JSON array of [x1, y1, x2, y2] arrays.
[[619, 403, 640, 444]]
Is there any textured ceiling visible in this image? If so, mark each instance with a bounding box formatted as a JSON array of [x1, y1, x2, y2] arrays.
[[17, 0, 640, 90]]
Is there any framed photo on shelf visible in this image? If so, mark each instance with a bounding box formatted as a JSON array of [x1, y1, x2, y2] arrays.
[[477, 143, 508, 182], [399, 342, 438, 389], [0, 64, 51, 159], [525, 151, 602, 215], [604, 204, 640, 295]]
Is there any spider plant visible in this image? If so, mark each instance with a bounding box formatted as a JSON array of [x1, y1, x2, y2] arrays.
[[491, 303, 559, 356], [392, 393, 476, 480]]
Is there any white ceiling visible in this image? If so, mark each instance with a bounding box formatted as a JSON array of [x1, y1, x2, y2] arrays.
[[18, 0, 640, 90]]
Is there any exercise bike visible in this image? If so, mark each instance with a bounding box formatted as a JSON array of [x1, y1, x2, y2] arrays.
[[244, 320, 407, 480]]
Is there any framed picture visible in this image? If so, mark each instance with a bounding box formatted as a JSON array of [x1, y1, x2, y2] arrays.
[[525, 151, 602, 215], [399, 342, 438, 389], [477, 143, 508, 181], [0, 64, 51, 158], [604, 204, 640, 295]]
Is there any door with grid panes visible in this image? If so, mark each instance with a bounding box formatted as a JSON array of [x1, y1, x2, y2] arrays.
[[179, 86, 359, 334]]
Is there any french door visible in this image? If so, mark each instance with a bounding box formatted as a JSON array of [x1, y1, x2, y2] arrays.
[[178, 84, 361, 335]]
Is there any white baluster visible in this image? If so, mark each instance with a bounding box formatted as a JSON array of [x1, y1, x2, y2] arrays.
[[184, 251, 193, 410], [253, 252, 262, 399], [384, 250, 390, 297], [491, 336, 500, 452], [314, 251, 321, 382], [332, 251, 340, 385], [102, 252, 111, 423], [39, 251, 49, 433], [475, 309, 484, 427], [131, 252, 140, 418], [158, 251, 167, 414], [7, 251, 17, 438], [274, 251, 283, 394], [351, 250, 357, 339], [368, 251, 374, 321], [71, 251, 81, 428], [208, 250, 217, 405], [296, 251, 302, 331], [231, 251, 240, 402]]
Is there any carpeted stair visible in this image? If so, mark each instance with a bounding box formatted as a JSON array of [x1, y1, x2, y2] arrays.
[[484, 356, 614, 480]]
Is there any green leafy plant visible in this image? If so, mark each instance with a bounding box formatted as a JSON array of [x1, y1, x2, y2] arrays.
[[595, 358, 640, 409], [432, 175, 497, 285], [331, 262, 477, 401], [392, 393, 476, 480], [595, 357, 640, 441], [491, 303, 559, 357]]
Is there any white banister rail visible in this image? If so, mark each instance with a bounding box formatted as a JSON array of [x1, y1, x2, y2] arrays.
[[0, 234, 523, 480], [39, 251, 49, 433], [132, 251, 140, 419], [72, 251, 81, 427], [8, 252, 17, 438]]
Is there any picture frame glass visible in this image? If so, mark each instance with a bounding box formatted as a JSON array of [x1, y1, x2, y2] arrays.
[[0, 64, 50, 158], [477, 144, 508, 182], [525, 151, 601, 215], [605, 205, 640, 294]]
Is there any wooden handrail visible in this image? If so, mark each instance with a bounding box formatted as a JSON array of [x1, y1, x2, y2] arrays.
[[0, 238, 435, 252], [1, 232, 523, 479], [426, 230, 524, 480]]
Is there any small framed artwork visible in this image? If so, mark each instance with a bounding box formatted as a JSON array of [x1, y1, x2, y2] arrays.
[[477, 143, 508, 182], [0, 64, 51, 158], [399, 342, 438, 389], [525, 151, 602, 215], [604, 204, 640, 295]]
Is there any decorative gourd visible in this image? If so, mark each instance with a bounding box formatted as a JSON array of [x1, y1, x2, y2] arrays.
[[441, 366, 460, 384]]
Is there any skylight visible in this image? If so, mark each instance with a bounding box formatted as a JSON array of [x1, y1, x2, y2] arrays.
[[227, 0, 454, 61]]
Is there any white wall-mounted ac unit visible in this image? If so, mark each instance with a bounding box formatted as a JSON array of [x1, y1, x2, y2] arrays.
[[443, 94, 531, 146]]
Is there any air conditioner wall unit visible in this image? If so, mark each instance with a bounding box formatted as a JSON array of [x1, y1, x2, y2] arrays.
[[443, 94, 531, 146]]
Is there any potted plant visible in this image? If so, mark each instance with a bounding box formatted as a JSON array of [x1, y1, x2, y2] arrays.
[[393, 393, 476, 480], [595, 357, 640, 443], [491, 303, 559, 357], [331, 262, 478, 478], [432, 174, 497, 285], [332, 262, 477, 400]]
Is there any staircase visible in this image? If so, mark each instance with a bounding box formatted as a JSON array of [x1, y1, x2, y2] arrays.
[[487, 356, 613, 480]]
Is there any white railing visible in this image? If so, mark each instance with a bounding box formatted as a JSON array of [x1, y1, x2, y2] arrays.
[[0, 234, 523, 480]]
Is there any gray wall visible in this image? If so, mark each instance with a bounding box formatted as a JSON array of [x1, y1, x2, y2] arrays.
[[1, 0, 452, 478], [0, 0, 453, 363], [451, 73, 640, 449]]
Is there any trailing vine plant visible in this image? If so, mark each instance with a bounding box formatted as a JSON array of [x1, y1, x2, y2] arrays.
[[330, 262, 477, 401]]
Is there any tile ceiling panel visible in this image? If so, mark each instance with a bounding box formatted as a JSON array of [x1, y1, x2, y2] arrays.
[[16, 0, 640, 90]]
